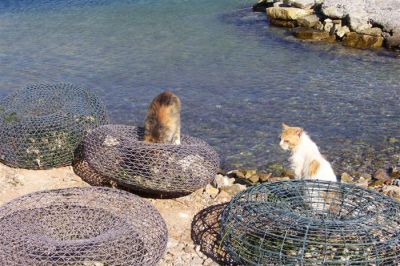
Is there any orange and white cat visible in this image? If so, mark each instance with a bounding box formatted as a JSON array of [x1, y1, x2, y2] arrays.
[[144, 91, 181, 144], [280, 123, 337, 182]]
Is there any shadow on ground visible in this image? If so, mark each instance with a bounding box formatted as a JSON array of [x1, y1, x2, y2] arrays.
[[191, 203, 237, 266]]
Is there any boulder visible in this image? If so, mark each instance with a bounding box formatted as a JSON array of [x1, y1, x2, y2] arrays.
[[270, 18, 298, 28], [296, 14, 320, 28], [266, 7, 314, 20], [384, 33, 400, 49], [321, 0, 400, 36], [374, 169, 389, 180], [358, 27, 382, 37], [212, 174, 235, 189], [323, 19, 334, 33], [321, 5, 345, 19], [221, 184, 247, 197], [340, 172, 353, 183], [342, 32, 384, 49], [293, 29, 331, 41], [348, 11, 372, 32], [336, 25, 350, 38], [313, 21, 324, 31]]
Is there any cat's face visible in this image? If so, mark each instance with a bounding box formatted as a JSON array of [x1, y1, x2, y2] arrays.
[[280, 123, 303, 151]]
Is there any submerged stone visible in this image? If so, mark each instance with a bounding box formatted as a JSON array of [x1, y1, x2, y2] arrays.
[[342, 32, 383, 49], [270, 18, 298, 28], [293, 29, 333, 41]]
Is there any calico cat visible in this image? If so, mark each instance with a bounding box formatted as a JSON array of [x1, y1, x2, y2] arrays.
[[280, 123, 339, 212], [144, 91, 181, 144], [280, 123, 337, 182]]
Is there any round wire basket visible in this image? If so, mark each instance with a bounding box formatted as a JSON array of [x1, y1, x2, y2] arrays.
[[221, 180, 400, 265], [82, 124, 220, 196], [0, 83, 108, 169], [0, 187, 168, 266]]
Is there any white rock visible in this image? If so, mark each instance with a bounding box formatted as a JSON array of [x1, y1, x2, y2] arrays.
[[323, 19, 334, 32], [336, 25, 350, 38], [321, 0, 400, 35], [321, 5, 345, 19], [348, 11, 372, 32], [212, 174, 235, 189]]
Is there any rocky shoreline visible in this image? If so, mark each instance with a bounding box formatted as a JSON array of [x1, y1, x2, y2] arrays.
[[253, 0, 400, 50]]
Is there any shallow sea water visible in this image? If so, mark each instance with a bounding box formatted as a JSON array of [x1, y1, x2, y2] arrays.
[[0, 0, 399, 173]]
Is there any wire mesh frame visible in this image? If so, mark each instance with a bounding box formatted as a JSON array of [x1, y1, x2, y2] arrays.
[[0, 83, 109, 169], [221, 180, 400, 265], [83, 124, 220, 196], [0, 187, 168, 266]]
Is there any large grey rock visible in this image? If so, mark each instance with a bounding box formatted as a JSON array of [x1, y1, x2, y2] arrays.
[[336, 25, 350, 38], [348, 11, 371, 32], [323, 19, 334, 33], [321, 0, 400, 34], [358, 27, 382, 37], [383, 33, 400, 49], [296, 14, 320, 28]]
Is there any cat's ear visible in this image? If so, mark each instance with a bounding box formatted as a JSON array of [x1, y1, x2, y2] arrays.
[[282, 123, 289, 130], [295, 127, 303, 136]]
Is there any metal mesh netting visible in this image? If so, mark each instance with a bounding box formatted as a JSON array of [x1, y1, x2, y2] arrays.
[[82, 124, 220, 195], [0, 83, 109, 169], [0, 187, 168, 266], [221, 180, 400, 265]]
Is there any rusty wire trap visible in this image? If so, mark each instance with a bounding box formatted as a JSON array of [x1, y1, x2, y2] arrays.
[[0, 83, 108, 169], [82, 124, 220, 196], [221, 180, 400, 265], [0, 187, 168, 266]]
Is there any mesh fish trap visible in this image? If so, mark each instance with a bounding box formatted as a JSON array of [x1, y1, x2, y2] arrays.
[[82, 124, 220, 196], [0, 187, 168, 266], [0, 83, 109, 169], [221, 180, 400, 265]]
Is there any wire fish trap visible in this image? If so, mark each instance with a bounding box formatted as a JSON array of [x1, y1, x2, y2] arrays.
[[0, 83, 109, 169], [82, 124, 220, 196], [221, 180, 400, 265], [0, 187, 168, 266]]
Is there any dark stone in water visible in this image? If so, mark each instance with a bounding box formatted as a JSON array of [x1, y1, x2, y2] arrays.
[[252, 0, 274, 12], [270, 18, 298, 28], [293, 28, 332, 41], [343, 32, 383, 49]]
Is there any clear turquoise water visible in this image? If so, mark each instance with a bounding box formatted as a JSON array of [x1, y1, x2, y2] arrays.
[[1, 0, 399, 173]]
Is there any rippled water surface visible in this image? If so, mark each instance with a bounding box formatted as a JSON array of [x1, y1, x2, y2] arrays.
[[1, 0, 399, 172]]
